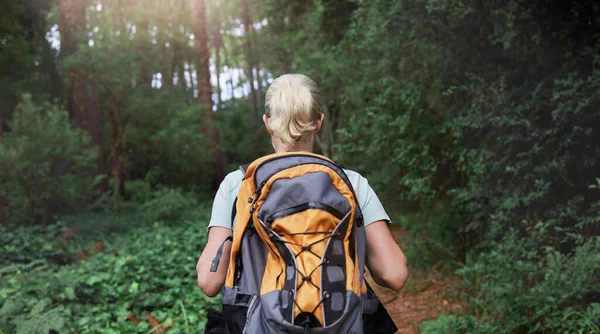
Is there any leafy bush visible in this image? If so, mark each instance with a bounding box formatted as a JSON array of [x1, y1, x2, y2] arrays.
[[0, 95, 99, 226], [420, 314, 499, 334], [0, 204, 218, 333], [142, 187, 202, 222], [321, 0, 600, 331], [216, 103, 271, 171], [394, 211, 467, 268], [0, 222, 73, 266], [124, 90, 215, 192], [458, 227, 600, 332]]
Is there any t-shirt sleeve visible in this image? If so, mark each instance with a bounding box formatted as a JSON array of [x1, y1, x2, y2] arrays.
[[207, 172, 241, 230], [353, 173, 391, 227]]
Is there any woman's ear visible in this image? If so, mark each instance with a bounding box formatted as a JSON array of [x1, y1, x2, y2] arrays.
[[263, 114, 274, 136], [315, 113, 325, 133]]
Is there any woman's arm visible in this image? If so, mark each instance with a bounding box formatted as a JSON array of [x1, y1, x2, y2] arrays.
[[365, 220, 408, 291], [196, 226, 233, 297]]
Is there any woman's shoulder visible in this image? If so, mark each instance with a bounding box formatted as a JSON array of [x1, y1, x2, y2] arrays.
[[221, 166, 368, 193], [341, 168, 370, 190], [220, 169, 244, 192]]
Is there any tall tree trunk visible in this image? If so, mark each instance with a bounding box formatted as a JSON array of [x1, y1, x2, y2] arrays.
[[164, 46, 174, 88], [136, 20, 152, 88], [0, 200, 7, 229], [214, 32, 222, 110], [220, 34, 235, 99], [188, 63, 196, 99], [193, 0, 225, 186], [254, 65, 262, 108], [251, 14, 262, 110], [0, 112, 7, 229], [174, 0, 186, 92], [242, 2, 258, 125], [107, 102, 126, 212], [41, 37, 63, 102], [59, 0, 108, 193], [212, 0, 223, 110], [175, 49, 185, 90]]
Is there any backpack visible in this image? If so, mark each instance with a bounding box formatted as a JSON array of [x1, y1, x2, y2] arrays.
[[206, 152, 398, 334]]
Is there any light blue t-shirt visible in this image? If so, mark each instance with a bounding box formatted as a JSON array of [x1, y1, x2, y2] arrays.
[[208, 169, 391, 230], [208, 169, 391, 228]]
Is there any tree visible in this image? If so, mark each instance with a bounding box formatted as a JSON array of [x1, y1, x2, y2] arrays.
[[0, 112, 6, 229], [211, 0, 224, 110], [59, 0, 107, 192], [242, 0, 258, 125], [193, 0, 225, 186]]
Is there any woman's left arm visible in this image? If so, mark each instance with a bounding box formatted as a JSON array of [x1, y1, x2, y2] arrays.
[[196, 226, 233, 297]]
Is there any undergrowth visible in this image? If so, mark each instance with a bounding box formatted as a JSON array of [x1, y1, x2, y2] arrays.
[[0, 189, 219, 333]]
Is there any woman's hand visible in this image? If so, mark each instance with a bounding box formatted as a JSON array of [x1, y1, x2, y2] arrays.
[[365, 221, 408, 291], [196, 226, 233, 297]]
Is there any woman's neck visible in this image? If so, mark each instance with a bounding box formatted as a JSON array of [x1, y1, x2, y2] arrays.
[[271, 136, 313, 153]]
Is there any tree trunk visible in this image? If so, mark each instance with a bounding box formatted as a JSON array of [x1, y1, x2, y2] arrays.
[[242, 2, 258, 125], [193, 0, 225, 186], [214, 31, 222, 111], [173, 0, 186, 91], [174, 49, 185, 90], [254, 65, 262, 109], [0, 113, 7, 229], [107, 102, 126, 212], [188, 63, 196, 99], [212, 0, 223, 110], [164, 46, 173, 89], [41, 36, 63, 102], [221, 35, 235, 99], [251, 15, 262, 110], [0, 200, 8, 229], [59, 0, 108, 193], [136, 20, 152, 88]]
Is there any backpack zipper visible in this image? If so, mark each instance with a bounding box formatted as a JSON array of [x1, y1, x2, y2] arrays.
[[248, 180, 267, 214], [265, 202, 346, 226]]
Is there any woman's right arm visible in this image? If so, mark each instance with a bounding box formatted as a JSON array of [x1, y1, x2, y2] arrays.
[[365, 220, 408, 291]]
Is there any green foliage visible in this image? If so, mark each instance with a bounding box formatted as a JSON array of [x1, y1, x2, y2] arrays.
[[420, 314, 499, 334], [0, 222, 73, 266], [269, 0, 600, 331], [2, 0, 600, 331], [126, 91, 215, 191], [397, 212, 465, 268], [142, 187, 202, 222], [217, 104, 271, 170], [0, 95, 99, 226], [458, 227, 600, 332], [0, 198, 218, 333], [0, 0, 58, 114]]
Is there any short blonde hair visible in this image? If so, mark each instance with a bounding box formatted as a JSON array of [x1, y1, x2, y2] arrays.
[[264, 74, 324, 145]]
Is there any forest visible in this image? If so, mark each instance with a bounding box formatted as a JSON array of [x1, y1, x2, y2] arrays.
[[1, 0, 599, 333]]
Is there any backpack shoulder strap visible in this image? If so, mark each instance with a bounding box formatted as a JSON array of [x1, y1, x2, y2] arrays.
[[231, 163, 250, 225]]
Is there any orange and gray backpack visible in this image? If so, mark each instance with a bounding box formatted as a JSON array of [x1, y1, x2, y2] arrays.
[[206, 152, 397, 334]]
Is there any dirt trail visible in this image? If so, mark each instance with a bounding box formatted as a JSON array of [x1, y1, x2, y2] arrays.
[[364, 226, 464, 333]]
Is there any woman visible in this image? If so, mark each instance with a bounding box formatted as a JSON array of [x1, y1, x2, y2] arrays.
[[196, 74, 408, 298]]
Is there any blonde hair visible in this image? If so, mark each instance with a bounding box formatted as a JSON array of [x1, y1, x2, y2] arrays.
[[264, 74, 324, 145]]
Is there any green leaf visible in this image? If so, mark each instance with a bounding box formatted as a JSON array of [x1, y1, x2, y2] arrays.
[[128, 281, 139, 294]]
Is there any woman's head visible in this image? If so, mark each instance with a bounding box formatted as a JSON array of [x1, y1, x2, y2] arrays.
[[263, 74, 325, 151]]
